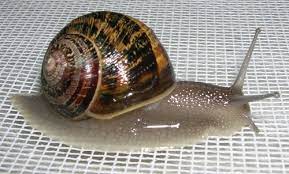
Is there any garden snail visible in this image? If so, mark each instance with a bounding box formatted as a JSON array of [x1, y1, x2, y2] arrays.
[[12, 11, 280, 151]]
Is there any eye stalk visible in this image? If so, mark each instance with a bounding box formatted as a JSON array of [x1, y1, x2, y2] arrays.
[[230, 28, 280, 105]]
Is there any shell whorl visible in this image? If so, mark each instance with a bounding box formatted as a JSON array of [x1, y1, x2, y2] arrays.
[[41, 11, 175, 119], [42, 34, 99, 119]]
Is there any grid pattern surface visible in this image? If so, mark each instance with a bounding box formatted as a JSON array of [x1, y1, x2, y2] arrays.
[[0, 0, 288, 173]]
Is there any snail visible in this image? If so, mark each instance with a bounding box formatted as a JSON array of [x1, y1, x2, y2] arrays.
[[11, 11, 280, 151]]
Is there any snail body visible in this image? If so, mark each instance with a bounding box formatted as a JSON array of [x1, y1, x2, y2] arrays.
[[12, 11, 279, 151]]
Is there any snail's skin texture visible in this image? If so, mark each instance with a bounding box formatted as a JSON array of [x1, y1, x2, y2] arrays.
[[11, 11, 279, 151], [11, 82, 251, 151]]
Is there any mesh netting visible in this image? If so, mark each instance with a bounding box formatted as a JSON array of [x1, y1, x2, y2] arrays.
[[0, 0, 288, 173]]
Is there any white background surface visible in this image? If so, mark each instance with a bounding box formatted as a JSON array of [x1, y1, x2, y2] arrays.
[[0, 0, 288, 173]]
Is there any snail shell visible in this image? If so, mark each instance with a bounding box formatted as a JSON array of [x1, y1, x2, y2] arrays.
[[41, 11, 175, 120]]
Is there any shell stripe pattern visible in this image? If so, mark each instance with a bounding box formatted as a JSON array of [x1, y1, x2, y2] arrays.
[[42, 34, 99, 118], [41, 11, 175, 119]]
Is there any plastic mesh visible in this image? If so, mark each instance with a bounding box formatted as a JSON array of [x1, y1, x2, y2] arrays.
[[0, 0, 289, 173]]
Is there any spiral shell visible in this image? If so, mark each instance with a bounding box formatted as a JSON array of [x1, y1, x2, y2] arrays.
[[41, 11, 175, 120]]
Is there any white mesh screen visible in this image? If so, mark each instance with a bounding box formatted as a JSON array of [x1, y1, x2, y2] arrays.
[[1, 0, 289, 173]]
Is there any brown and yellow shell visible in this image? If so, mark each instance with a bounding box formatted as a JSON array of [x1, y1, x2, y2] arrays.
[[41, 11, 176, 120]]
